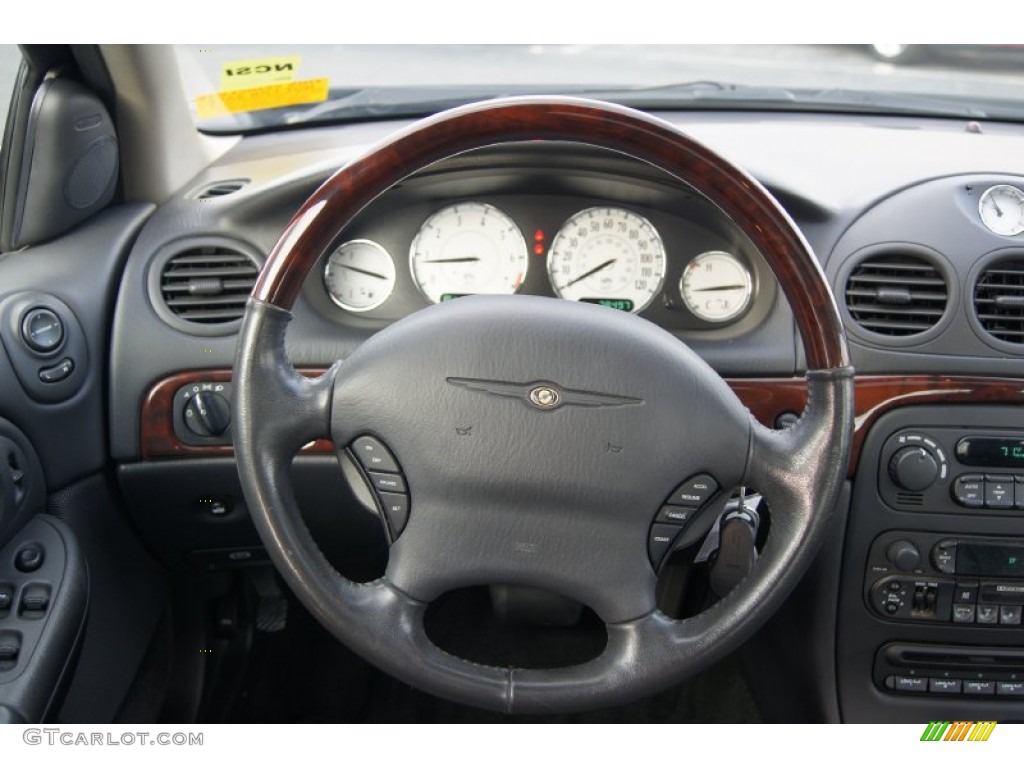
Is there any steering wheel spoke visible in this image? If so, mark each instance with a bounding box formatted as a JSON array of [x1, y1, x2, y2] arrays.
[[744, 369, 855, 528], [235, 300, 337, 463]]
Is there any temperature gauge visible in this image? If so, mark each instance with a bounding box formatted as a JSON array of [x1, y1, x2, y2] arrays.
[[680, 251, 753, 323]]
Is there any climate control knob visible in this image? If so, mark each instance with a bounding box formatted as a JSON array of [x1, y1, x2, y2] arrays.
[[888, 446, 939, 491], [886, 539, 921, 571]]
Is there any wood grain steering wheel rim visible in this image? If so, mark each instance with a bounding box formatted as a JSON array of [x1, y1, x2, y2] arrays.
[[234, 98, 854, 714]]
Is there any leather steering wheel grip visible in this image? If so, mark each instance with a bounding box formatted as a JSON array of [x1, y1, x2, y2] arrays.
[[233, 98, 854, 715]]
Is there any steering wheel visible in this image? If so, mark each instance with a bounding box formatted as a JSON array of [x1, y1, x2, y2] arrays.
[[233, 98, 853, 714]]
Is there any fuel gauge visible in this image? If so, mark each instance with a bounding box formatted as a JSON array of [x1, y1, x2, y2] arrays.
[[324, 239, 396, 312]]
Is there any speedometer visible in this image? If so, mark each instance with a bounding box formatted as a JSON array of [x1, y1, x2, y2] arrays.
[[547, 207, 666, 313], [409, 202, 528, 304]]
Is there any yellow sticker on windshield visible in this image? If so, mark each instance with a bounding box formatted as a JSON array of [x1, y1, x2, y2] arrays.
[[220, 55, 301, 91], [196, 79, 329, 120]]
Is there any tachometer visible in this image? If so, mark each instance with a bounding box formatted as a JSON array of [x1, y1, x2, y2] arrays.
[[547, 207, 666, 313], [409, 202, 528, 304], [680, 251, 753, 323], [323, 239, 396, 312]]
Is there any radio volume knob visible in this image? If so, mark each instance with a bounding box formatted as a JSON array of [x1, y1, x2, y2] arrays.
[[888, 446, 939, 491], [886, 539, 921, 572]]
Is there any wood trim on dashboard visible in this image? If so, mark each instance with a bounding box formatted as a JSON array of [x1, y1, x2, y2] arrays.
[[139, 368, 332, 460], [141, 370, 1024, 475]]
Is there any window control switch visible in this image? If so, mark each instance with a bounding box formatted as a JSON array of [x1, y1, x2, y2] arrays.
[[19, 584, 50, 616], [0, 632, 20, 662]]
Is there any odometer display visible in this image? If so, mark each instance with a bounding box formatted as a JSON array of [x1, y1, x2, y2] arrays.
[[580, 298, 634, 312], [547, 207, 666, 313]]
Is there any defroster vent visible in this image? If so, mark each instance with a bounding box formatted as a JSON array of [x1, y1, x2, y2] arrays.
[[974, 259, 1024, 344], [159, 244, 260, 325], [193, 179, 249, 200], [845, 254, 948, 337]]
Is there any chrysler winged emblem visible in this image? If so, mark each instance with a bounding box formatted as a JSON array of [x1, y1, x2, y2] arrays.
[[446, 377, 642, 411]]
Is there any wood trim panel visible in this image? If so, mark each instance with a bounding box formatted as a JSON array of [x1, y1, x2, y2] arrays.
[[141, 371, 1024, 474], [139, 368, 332, 460]]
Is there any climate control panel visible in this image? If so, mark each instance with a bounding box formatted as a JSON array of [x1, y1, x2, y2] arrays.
[[878, 428, 1024, 514]]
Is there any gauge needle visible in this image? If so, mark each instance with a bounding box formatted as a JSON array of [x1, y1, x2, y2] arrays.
[[420, 257, 481, 264], [991, 198, 1004, 217], [560, 259, 617, 290], [338, 263, 388, 280], [691, 284, 748, 292]]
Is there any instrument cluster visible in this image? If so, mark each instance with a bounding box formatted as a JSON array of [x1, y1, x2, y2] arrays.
[[317, 191, 766, 332]]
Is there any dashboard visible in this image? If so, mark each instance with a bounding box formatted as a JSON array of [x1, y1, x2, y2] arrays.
[[4, 105, 1024, 723]]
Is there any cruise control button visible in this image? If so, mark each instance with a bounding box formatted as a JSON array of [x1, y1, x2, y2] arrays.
[[952, 475, 984, 508], [648, 524, 682, 568], [1000, 605, 1022, 625], [929, 678, 961, 694], [976, 604, 999, 624], [0, 587, 11, 612], [378, 492, 409, 537], [997, 681, 1024, 696], [964, 680, 996, 696], [351, 436, 400, 473], [667, 474, 718, 507], [654, 506, 695, 525], [984, 475, 1014, 509], [368, 472, 406, 494], [952, 604, 975, 623], [894, 676, 927, 693]]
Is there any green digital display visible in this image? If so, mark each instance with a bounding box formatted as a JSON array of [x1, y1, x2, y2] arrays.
[[439, 293, 469, 303], [581, 298, 634, 312], [959, 544, 1024, 578], [956, 437, 1024, 467]]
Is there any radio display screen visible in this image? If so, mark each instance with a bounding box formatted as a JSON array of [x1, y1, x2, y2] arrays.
[[955, 437, 1024, 467], [958, 544, 1024, 578]]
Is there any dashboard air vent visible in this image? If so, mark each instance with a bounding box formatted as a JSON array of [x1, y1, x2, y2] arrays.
[[194, 179, 248, 200], [974, 259, 1024, 344], [845, 254, 948, 336], [159, 245, 260, 325]]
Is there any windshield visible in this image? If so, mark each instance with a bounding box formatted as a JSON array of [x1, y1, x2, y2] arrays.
[[175, 44, 1024, 132]]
